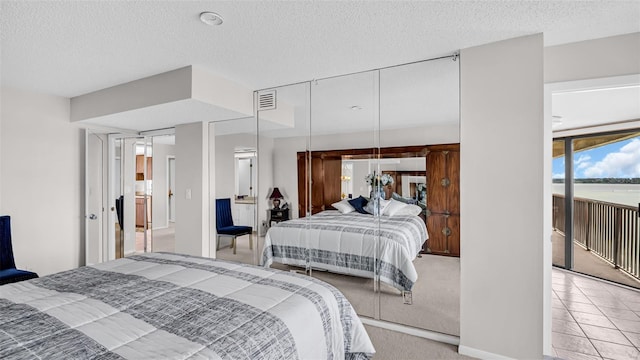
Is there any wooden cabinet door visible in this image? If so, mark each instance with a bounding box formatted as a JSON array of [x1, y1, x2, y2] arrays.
[[136, 155, 144, 174], [135, 155, 152, 180], [135, 198, 144, 227], [297, 152, 308, 218], [427, 150, 459, 214], [146, 157, 153, 180], [425, 213, 459, 256], [447, 214, 460, 256], [322, 157, 342, 210], [447, 150, 460, 214], [311, 156, 324, 214]]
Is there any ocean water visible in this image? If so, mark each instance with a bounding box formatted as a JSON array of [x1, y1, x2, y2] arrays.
[[552, 183, 640, 207]]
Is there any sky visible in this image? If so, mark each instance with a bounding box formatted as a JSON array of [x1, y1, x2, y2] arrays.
[[553, 136, 640, 179]]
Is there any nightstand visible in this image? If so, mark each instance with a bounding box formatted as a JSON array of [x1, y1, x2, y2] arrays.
[[268, 208, 289, 228]]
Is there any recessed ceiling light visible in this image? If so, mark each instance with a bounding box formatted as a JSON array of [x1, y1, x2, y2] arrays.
[[351, 105, 362, 111], [200, 12, 223, 26]]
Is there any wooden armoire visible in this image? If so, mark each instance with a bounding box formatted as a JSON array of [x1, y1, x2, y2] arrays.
[[424, 144, 460, 256]]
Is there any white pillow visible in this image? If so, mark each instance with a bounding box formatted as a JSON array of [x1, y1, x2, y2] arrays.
[[364, 198, 390, 215], [331, 199, 355, 214], [378, 198, 390, 214], [382, 198, 407, 216], [391, 204, 423, 216]]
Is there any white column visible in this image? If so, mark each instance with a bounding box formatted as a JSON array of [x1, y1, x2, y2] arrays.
[[459, 34, 545, 359], [175, 122, 210, 257]]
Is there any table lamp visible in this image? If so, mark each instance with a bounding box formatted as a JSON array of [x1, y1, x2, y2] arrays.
[[269, 187, 284, 209]]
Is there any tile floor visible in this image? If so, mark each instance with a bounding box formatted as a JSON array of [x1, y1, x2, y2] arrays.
[[552, 268, 640, 360]]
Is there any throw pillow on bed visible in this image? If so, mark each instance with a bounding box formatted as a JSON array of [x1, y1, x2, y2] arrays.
[[383, 198, 422, 217], [391, 204, 423, 216], [382, 198, 406, 216], [364, 198, 390, 215], [348, 196, 369, 214], [331, 199, 355, 214]]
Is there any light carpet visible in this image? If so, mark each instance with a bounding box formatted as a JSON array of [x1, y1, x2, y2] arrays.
[[216, 234, 461, 337]]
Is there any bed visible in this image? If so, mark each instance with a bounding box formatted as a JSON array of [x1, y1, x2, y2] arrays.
[[262, 211, 428, 292], [0, 252, 374, 360]]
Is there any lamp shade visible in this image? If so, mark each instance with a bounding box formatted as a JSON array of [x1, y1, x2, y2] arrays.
[[269, 187, 283, 199]]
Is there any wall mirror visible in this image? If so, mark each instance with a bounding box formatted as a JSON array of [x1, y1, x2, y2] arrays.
[[257, 56, 460, 336], [306, 70, 380, 318], [235, 149, 256, 202], [378, 57, 460, 335], [149, 134, 176, 254], [211, 117, 258, 265], [256, 81, 311, 271]]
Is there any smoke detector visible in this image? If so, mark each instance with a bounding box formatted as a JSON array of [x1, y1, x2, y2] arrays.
[[200, 12, 223, 26]]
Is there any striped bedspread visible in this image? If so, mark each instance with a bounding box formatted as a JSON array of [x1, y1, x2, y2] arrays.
[[262, 211, 428, 292], [0, 252, 374, 360]]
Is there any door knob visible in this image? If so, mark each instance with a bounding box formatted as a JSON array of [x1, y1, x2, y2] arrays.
[[88, 214, 97, 220]]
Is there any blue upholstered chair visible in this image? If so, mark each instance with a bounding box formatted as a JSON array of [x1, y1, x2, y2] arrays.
[[0, 216, 38, 285], [215, 198, 253, 255]]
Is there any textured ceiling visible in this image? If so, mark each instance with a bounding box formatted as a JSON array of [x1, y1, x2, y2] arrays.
[[2, 1, 639, 99]]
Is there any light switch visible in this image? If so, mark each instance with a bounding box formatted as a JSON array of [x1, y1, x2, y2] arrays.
[[186, 189, 192, 199]]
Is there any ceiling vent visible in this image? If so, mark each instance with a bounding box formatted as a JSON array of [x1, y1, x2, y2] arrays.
[[258, 90, 277, 111]]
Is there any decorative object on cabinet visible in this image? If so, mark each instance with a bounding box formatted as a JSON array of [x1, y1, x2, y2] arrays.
[[268, 208, 289, 228], [366, 171, 394, 200], [0, 215, 39, 285], [216, 198, 253, 255], [269, 187, 284, 209]]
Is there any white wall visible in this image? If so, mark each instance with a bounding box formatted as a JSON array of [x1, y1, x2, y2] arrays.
[[151, 142, 175, 229], [175, 122, 209, 257], [545, 32, 640, 83], [0, 88, 83, 276], [459, 34, 544, 359]]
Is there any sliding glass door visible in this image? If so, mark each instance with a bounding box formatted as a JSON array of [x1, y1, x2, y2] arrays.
[[553, 130, 640, 288]]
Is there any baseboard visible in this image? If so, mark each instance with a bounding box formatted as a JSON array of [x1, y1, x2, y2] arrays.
[[359, 317, 459, 346], [458, 345, 515, 360]]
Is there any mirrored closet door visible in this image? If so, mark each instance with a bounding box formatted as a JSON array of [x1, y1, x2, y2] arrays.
[[256, 55, 461, 336], [113, 137, 153, 256], [149, 134, 176, 254], [256, 82, 311, 270], [211, 117, 259, 265], [378, 57, 460, 335], [307, 70, 381, 319]]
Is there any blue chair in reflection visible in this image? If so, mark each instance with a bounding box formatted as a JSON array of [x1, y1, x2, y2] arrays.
[[215, 198, 253, 255], [0, 215, 39, 285]]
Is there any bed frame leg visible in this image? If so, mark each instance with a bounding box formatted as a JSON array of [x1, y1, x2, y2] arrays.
[[402, 291, 413, 305]]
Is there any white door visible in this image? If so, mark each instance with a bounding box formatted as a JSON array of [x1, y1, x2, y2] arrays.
[[85, 131, 106, 265]]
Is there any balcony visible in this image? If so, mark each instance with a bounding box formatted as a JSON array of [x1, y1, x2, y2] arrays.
[[553, 194, 640, 289]]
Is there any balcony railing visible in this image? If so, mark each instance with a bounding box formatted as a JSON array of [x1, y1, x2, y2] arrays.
[[553, 194, 640, 281]]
